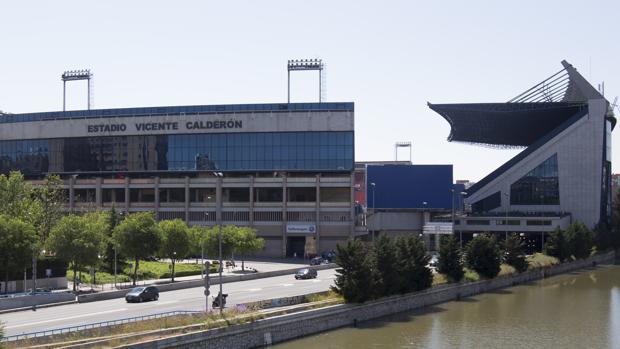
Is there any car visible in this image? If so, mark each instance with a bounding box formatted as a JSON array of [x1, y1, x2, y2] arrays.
[[125, 286, 159, 303], [428, 253, 439, 269], [310, 257, 324, 265], [295, 268, 318, 280]]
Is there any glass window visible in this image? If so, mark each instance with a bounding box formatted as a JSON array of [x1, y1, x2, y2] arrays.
[[190, 188, 216, 203], [223, 188, 249, 202], [320, 187, 350, 202], [288, 187, 316, 202], [254, 187, 283, 202], [510, 154, 559, 205]]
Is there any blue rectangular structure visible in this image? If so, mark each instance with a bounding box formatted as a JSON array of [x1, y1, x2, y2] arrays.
[[367, 165, 453, 209]]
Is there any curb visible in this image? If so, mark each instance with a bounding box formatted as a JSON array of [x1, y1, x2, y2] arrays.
[[0, 299, 78, 315]]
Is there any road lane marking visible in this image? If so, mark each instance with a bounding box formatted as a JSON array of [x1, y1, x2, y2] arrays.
[[6, 308, 128, 329], [281, 283, 293, 287], [154, 300, 179, 305], [248, 288, 262, 292]]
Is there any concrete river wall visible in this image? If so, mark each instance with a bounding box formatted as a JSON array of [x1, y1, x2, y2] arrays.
[[120, 251, 616, 349]]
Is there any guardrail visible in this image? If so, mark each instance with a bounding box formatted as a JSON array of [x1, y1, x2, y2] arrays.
[[2, 310, 202, 342]]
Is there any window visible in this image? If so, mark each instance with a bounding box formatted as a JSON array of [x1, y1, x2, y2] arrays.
[[320, 187, 350, 202], [254, 187, 283, 202], [288, 187, 316, 202], [74, 189, 96, 203], [160, 188, 185, 203], [526, 220, 552, 226], [102, 188, 125, 203], [190, 188, 216, 203], [130, 188, 155, 203], [223, 188, 249, 202], [510, 154, 559, 205], [496, 220, 520, 225], [472, 191, 501, 213], [466, 219, 490, 225]]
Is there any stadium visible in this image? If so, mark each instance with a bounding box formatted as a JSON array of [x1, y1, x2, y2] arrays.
[[0, 102, 358, 258], [429, 60, 616, 251]]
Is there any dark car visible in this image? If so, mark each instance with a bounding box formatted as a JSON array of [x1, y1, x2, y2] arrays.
[[125, 286, 159, 303], [310, 257, 324, 266], [295, 268, 318, 280]]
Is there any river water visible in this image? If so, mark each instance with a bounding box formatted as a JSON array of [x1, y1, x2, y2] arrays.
[[272, 264, 620, 349]]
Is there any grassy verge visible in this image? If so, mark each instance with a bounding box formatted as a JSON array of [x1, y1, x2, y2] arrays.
[[526, 253, 559, 269], [67, 261, 217, 284], [305, 290, 343, 303]]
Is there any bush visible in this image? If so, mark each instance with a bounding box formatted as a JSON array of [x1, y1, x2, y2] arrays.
[[502, 234, 528, 273], [464, 234, 501, 279], [437, 235, 464, 282], [567, 222, 595, 259], [332, 239, 374, 303], [545, 227, 571, 262], [395, 235, 432, 293], [371, 234, 401, 297]]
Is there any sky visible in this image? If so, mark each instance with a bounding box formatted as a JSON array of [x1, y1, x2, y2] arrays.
[[1, 1, 618, 181]]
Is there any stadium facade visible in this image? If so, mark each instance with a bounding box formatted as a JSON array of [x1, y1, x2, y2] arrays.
[[0, 102, 358, 258], [429, 60, 616, 251]]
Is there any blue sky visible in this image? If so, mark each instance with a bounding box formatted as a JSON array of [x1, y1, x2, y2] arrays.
[[1, 1, 618, 181]]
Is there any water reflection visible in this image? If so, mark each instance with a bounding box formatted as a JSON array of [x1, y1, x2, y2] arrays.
[[272, 265, 620, 349]]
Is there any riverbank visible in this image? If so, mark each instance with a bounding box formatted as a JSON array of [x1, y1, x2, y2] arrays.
[[115, 250, 615, 349]]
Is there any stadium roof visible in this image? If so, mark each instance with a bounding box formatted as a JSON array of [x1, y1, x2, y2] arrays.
[[0, 102, 354, 124], [428, 60, 613, 148]]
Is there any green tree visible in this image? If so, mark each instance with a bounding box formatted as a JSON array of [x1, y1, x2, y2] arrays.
[[113, 212, 162, 285], [31, 175, 65, 241], [101, 206, 127, 273], [331, 239, 374, 303], [594, 223, 614, 252], [567, 221, 595, 259], [502, 234, 528, 272], [0, 171, 37, 221], [395, 235, 432, 293], [545, 227, 571, 262], [464, 234, 501, 279], [0, 216, 36, 294], [47, 214, 107, 291], [159, 219, 190, 282], [371, 234, 401, 297], [233, 226, 265, 271], [610, 189, 620, 250], [437, 235, 464, 282]]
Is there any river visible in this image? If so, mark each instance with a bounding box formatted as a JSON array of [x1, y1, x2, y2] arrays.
[[271, 264, 620, 349]]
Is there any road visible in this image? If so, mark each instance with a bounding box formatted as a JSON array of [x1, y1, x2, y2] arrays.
[[2, 268, 338, 337]]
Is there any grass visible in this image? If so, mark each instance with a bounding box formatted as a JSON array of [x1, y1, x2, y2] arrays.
[[526, 253, 559, 269], [67, 261, 216, 284], [432, 272, 448, 286], [305, 290, 343, 303]]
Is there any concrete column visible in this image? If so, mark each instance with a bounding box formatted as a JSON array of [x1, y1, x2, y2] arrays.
[[184, 177, 190, 224], [315, 174, 320, 255], [69, 176, 75, 213], [350, 172, 355, 238], [124, 177, 130, 212], [282, 174, 288, 258], [154, 177, 160, 221], [95, 177, 102, 209], [216, 177, 223, 225], [249, 176, 255, 226]]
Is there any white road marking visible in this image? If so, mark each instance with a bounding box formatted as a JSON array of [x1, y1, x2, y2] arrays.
[[311, 279, 322, 283], [6, 308, 128, 329], [154, 300, 179, 305], [248, 288, 262, 292], [281, 283, 293, 287]]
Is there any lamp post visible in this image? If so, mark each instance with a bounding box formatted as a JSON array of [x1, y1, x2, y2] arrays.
[[370, 182, 376, 243], [503, 192, 509, 241], [218, 223, 223, 314]]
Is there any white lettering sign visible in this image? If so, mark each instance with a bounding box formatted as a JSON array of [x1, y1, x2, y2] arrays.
[[286, 224, 316, 234]]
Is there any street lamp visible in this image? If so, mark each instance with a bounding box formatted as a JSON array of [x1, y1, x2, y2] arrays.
[[370, 182, 376, 243], [503, 192, 509, 241], [212, 171, 224, 314]]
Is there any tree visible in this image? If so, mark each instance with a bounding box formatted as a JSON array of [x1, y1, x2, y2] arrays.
[[0, 216, 36, 294], [0, 171, 37, 221], [233, 227, 265, 271], [395, 235, 432, 293], [47, 214, 107, 291], [502, 234, 528, 273], [437, 235, 464, 282], [101, 205, 126, 273], [113, 212, 162, 285], [371, 234, 401, 297], [566, 221, 595, 259], [464, 234, 501, 279], [545, 227, 571, 262], [31, 175, 65, 241], [610, 189, 620, 250], [331, 239, 374, 303], [159, 219, 190, 282]]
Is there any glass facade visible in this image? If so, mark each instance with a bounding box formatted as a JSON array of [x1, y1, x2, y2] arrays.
[[510, 154, 559, 205], [0, 131, 354, 176]]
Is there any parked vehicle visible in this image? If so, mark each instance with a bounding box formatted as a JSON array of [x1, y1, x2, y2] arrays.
[[310, 257, 324, 265], [295, 268, 318, 279], [212, 292, 228, 308], [125, 286, 159, 303]]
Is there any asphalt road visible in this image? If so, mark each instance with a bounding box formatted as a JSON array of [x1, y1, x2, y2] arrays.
[[2, 268, 338, 337]]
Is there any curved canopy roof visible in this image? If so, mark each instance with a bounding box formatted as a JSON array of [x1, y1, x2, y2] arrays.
[[428, 102, 586, 147]]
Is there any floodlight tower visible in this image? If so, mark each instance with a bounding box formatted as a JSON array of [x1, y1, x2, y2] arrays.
[[287, 59, 324, 103], [62, 69, 93, 111], [395, 141, 412, 163]]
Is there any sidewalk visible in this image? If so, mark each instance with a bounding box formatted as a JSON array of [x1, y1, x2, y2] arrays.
[[70, 258, 312, 292]]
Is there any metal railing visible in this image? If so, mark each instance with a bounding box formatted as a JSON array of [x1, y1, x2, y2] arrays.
[[2, 310, 202, 342]]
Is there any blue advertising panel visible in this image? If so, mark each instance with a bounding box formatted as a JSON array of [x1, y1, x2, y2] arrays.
[[367, 165, 453, 209]]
